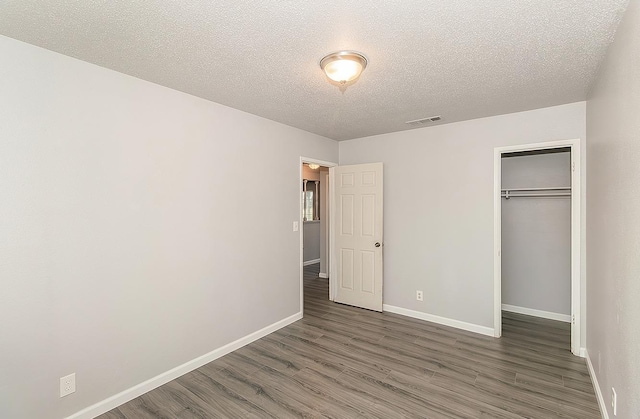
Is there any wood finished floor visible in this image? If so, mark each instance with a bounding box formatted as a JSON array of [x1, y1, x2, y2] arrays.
[[99, 264, 600, 418]]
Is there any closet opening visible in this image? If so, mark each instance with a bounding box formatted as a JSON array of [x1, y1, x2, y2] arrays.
[[494, 140, 582, 356]]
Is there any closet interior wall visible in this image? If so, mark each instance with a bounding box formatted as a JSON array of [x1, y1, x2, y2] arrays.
[[501, 150, 572, 320]]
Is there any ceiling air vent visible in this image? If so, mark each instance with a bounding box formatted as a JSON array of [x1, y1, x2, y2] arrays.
[[405, 116, 442, 126]]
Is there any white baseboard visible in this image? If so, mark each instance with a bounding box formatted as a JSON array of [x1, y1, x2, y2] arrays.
[[66, 312, 303, 419], [585, 349, 608, 419], [303, 258, 320, 266], [382, 304, 494, 337], [319, 272, 328, 278], [501, 304, 571, 323]]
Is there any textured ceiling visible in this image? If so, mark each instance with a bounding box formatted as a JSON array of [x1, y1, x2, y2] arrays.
[[0, 1, 629, 140]]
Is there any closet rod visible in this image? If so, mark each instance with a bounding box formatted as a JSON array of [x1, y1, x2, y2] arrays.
[[501, 187, 571, 192], [501, 192, 571, 199]]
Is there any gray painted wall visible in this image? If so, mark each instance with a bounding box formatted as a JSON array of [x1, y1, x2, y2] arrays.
[[586, 1, 640, 417], [302, 169, 322, 263], [339, 102, 586, 331], [0, 35, 338, 419], [303, 221, 321, 262], [501, 152, 571, 316]]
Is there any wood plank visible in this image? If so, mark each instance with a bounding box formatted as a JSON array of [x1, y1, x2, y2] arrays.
[[98, 264, 600, 419]]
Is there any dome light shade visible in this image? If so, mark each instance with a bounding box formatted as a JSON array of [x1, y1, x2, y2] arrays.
[[320, 51, 368, 84]]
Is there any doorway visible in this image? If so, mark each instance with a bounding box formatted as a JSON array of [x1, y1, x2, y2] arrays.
[[299, 158, 385, 315], [493, 139, 582, 356], [300, 157, 336, 313], [302, 164, 326, 268]]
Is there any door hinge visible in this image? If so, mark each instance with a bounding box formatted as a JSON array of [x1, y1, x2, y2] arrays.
[[572, 315, 575, 324], [572, 162, 576, 172]]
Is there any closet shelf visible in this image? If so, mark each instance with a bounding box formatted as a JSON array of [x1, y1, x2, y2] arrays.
[[501, 186, 571, 199]]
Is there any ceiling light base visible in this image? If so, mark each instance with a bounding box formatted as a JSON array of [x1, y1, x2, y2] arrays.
[[320, 51, 368, 85]]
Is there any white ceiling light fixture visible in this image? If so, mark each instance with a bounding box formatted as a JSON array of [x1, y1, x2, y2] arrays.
[[307, 163, 320, 170], [320, 51, 368, 85]]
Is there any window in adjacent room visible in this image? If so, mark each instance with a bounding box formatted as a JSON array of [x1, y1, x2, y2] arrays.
[[302, 180, 320, 221]]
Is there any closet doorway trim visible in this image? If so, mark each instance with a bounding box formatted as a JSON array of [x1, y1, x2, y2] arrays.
[[493, 139, 582, 357]]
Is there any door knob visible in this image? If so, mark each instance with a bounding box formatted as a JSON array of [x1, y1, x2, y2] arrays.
[[375, 242, 381, 247]]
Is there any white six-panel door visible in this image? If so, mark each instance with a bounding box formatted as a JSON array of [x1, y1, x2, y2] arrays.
[[331, 163, 383, 311]]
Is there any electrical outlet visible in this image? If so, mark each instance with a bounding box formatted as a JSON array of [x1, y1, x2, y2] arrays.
[[60, 373, 76, 398], [611, 387, 617, 416], [416, 290, 423, 301]]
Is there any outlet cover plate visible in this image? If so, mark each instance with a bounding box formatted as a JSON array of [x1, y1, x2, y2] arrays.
[[60, 373, 76, 397]]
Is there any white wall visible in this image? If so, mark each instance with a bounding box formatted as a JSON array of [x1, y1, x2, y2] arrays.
[[501, 152, 571, 317], [339, 102, 586, 333], [586, 0, 640, 417], [0, 35, 338, 419]]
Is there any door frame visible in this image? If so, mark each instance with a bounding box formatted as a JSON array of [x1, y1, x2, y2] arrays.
[[493, 139, 582, 356], [300, 157, 337, 314]]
